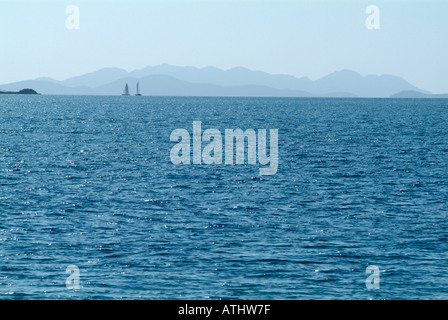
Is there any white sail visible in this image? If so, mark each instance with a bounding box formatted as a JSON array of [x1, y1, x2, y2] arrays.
[[122, 83, 130, 96], [135, 81, 142, 96]]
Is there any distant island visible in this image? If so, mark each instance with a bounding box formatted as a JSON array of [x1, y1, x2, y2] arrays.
[[0, 88, 39, 95], [391, 90, 448, 99]]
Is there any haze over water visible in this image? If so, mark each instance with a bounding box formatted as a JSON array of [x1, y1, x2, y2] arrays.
[[1, 95, 448, 299]]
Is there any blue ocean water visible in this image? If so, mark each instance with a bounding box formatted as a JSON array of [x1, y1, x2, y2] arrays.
[[1, 95, 447, 300]]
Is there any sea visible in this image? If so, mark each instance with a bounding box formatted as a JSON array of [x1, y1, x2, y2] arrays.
[[1, 95, 447, 299]]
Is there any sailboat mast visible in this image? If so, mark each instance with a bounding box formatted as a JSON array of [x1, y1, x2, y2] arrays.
[[135, 81, 142, 96]]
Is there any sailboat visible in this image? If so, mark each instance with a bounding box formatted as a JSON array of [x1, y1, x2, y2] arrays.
[[122, 83, 130, 96], [135, 81, 142, 96]]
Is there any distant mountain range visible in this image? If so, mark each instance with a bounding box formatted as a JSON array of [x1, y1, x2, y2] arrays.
[[0, 64, 445, 98]]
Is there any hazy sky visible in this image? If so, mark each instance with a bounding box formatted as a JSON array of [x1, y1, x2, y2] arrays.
[[1, 0, 447, 93]]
